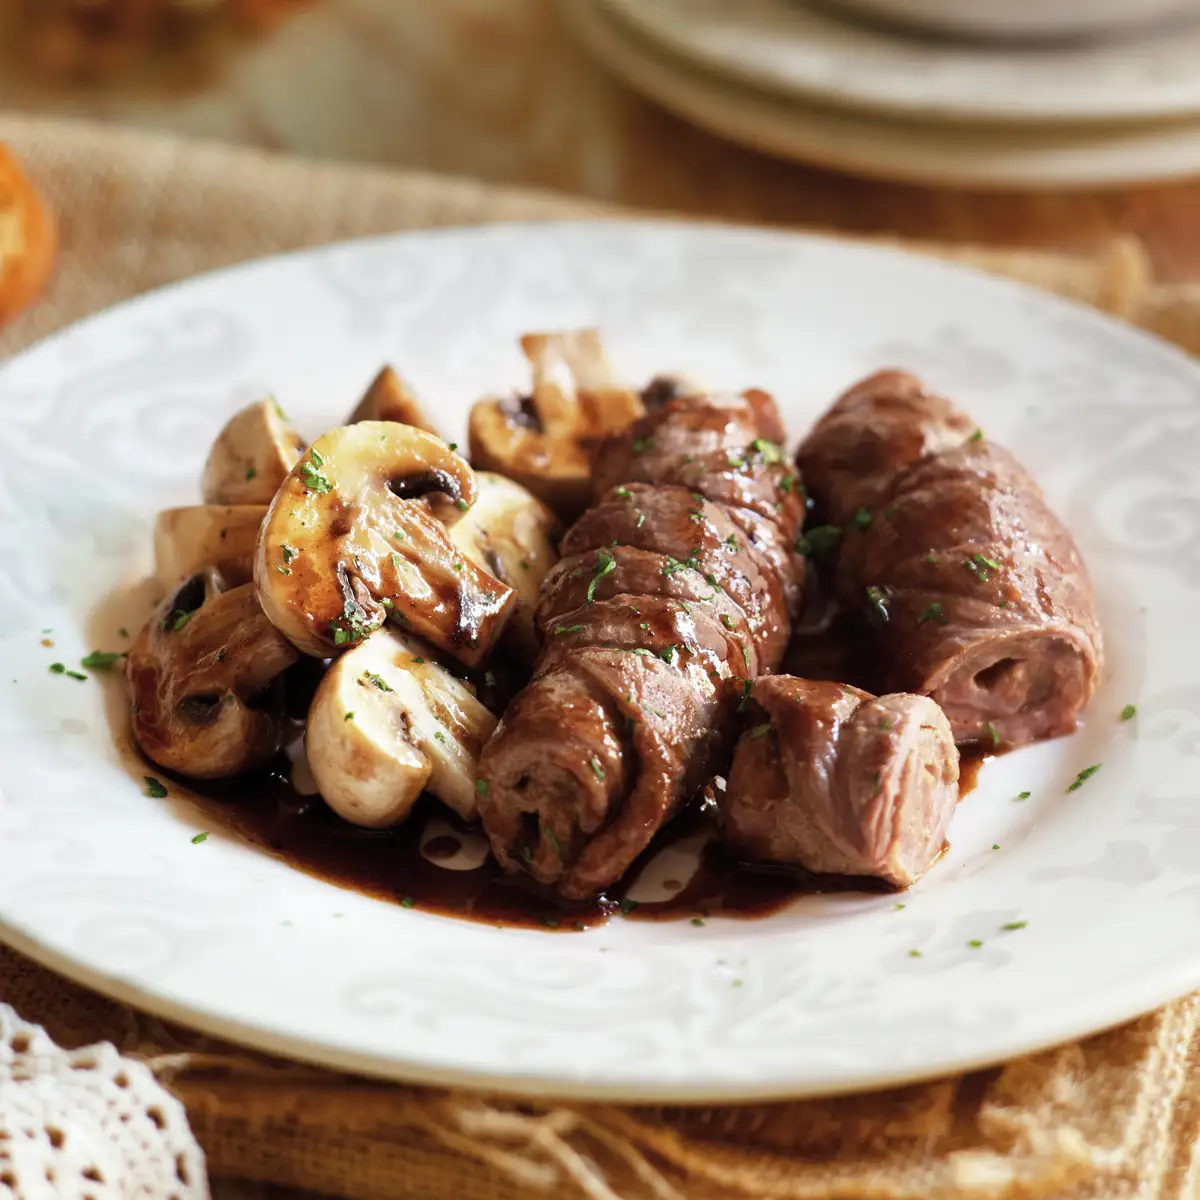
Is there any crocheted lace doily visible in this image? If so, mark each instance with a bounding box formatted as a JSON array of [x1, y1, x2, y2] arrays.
[[0, 1003, 208, 1199]]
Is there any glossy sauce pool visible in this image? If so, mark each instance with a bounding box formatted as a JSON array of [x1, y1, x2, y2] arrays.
[[179, 748, 986, 931]]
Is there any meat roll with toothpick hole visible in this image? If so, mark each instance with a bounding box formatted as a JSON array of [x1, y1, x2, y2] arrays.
[[796, 370, 1102, 750]]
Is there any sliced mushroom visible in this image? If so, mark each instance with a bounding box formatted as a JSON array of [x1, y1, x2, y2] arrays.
[[347, 365, 440, 436], [306, 626, 497, 828], [468, 329, 644, 518], [127, 569, 299, 779], [154, 504, 266, 590], [254, 421, 515, 665], [202, 397, 305, 506], [446, 471, 560, 663]]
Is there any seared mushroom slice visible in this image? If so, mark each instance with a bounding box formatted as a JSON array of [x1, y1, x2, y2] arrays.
[[306, 627, 497, 828], [154, 504, 266, 589], [446, 471, 560, 664], [468, 329, 644, 518], [347, 366, 440, 437], [127, 569, 299, 779], [202, 397, 305, 506], [254, 421, 515, 666]]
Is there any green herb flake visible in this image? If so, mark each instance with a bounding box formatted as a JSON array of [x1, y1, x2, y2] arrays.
[[245, 467, 258, 481], [1017, 790, 1031, 800], [544, 825, 562, 857], [344, 711, 354, 721], [1002, 921, 1028, 931], [750, 437, 785, 464], [688, 507, 704, 522], [1067, 764, 1102, 792], [455, 498, 469, 511], [918, 602, 948, 626], [988, 722, 1000, 748], [965, 553, 1002, 581], [540, 916, 560, 929], [852, 506, 872, 532], [1120, 703, 1137, 721], [81, 650, 122, 670], [587, 550, 616, 603], [299, 451, 333, 494], [691, 917, 706, 927], [969, 428, 984, 443], [909, 948, 921, 958], [412, 656, 425, 664], [281, 544, 297, 564], [65, 670, 87, 681], [393, 530, 406, 542], [475, 778, 489, 796], [738, 678, 752, 713], [434, 730, 446, 744], [924, 553, 938, 565], [796, 524, 841, 559], [894, 903, 905, 910], [721, 613, 735, 630], [658, 645, 678, 666], [191, 832, 208, 845], [555, 623, 584, 636], [399, 896, 416, 909], [275, 564, 291, 576], [118, 627, 130, 638], [453, 562, 464, 572], [635, 510, 647, 529], [748, 723, 771, 740], [865, 585, 890, 625], [968, 939, 984, 949], [145, 776, 168, 798], [631, 437, 654, 453], [589, 754, 606, 782], [992, 844, 1000, 851], [363, 671, 393, 693], [779, 473, 796, 494], [616, 486, 632, 499], [618, 898, 639, 914], [172, 610, 193, 633]]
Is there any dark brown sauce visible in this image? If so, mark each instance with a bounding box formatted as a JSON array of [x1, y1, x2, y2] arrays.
[[959, 751, 986, 799]]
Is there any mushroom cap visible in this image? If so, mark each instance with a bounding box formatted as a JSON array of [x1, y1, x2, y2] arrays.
[[127, 570, 299, 780], [446, 471, 560, 664], [254, 421, 515, 665], [467, 329, 644, 520], [154, 504, 266, 590], [202, 397, 305, 506], [305, 626, 498, 828], [347, 365, 440, 436]]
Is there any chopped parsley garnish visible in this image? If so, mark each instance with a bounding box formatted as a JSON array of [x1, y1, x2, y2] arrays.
[[779, 474, 796, 494], [852, 506, 872, 532], [634, 510, 646, 528], [399, 896, 416, 908], [661, 548, 703, 577], [299, 449, 332, 494], [618, 898, 638, 914], [924, 553, 938, 564], [81, 650, 122, 670], [691, 917, 705, 927], [118, 627, 129, 638], [393, 530, 405, 541], [191, 832, 208, 844], [909, 949, 921, 958], [645, 704, 667, 719], [434, 730, 446, 744], [741, 646, 751, 670], [738, 678, 752, 713], [992, 844, 1000, 850], [453, 562, 464, 572], [965, 553, 1002, 581], [880, 719, 890, 730], [587, 550, 616, 602], [638, 622, 650, 631], [796, 524, 841, 559], [1067, 764, 1102, 792], [276, 565, 291, 576], [520, 558, 532, 570], [919, 602, 947, 626], [748, 723, 771, 740], [475, 778, 489, 795], [589, 755, 606, 782], [363, 671, 393, 692], [988, 722, 999, 747], [1017, 791, 1031, 800], [281, 544, 297, 564], [750, 437, 785, 464], [455, 498, 469, 511], [658, 645, 678, 665], [721, 613, 735, 630], [894, 903, 905, 910], [145, 776, 167, 798], [1002, 921, 1027, 931], [216, 649, 226, 663], [969, 428, 984, 443], [968, 939, 983, 949], [245, 467, 257, 481], [170, 610, 193, 633], [540, 916, 559, 929], [865, 585, 890, 625], [544, 826, 562, 857], [631, 437, 653, 453], [412, 656, 425, 664], [872, 770, 882, 793], [1120, 704, 1137, 721], [391, 552, 404, 575], [344, 711, 354, 721], [555, 624, 584, 636], [616, 486, 632, 499]]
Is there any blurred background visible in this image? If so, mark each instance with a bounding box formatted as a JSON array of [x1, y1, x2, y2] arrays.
[[2, 0, 1200, 278]]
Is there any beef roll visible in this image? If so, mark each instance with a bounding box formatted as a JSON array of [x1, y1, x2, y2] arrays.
[[476, 392, 807, 899], [723, 676, 959, 889], [797, 370, 1102, 750]]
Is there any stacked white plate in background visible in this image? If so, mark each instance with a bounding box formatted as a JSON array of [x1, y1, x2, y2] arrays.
[[564, 0, 1200, 189]]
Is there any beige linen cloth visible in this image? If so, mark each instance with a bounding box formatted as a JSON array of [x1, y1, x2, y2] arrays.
[[1, 114, 1200, 1200]]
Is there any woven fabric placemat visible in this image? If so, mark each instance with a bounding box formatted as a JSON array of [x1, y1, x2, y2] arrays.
[[2, 113, 1199, 1200]]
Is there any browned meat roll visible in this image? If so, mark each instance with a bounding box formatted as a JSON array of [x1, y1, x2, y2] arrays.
[[796, 370, 1103, 749], [723, 676, 959, 889], [476, 392, 806, 899]]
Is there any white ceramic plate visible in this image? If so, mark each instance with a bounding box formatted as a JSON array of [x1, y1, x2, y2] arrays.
[[569, 0, 1200, 190], [1, 221, 1199, 1102], [601, 0, 1200, 125]]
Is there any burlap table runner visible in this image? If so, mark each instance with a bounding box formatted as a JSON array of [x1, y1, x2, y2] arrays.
[[2, 113, 1199, 1200]]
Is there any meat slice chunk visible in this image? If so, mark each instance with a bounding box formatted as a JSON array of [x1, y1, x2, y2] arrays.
[[797, 370, 1102, 749], [722, 676, 959, 889], [477, 391, 805, 899]]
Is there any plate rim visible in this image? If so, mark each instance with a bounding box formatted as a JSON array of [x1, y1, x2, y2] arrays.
[[2, 218, 1200, 1102]]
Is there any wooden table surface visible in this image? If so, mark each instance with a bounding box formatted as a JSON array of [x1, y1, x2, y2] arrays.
[[2, 0, 1198, 281]]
